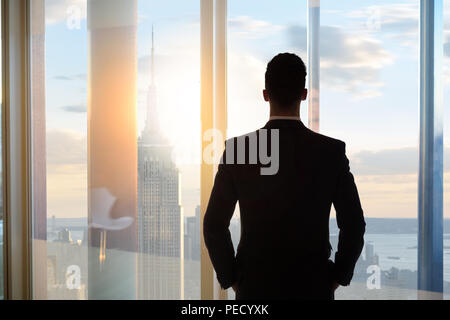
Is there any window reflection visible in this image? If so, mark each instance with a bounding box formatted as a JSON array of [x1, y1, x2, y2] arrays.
[[26, 0, 449, 301], [31, 0, 200, 300]]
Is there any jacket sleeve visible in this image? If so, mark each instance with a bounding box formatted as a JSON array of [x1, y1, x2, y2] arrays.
[[332, 142, 366, 286], [203, 152, 238, 290]]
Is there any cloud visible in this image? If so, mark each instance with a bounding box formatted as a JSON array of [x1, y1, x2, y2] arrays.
[[46, 130, 86, 168], [227, 52, 269, 136], [228, 15, 286, 39], [350, 146, 450, 176], [288, 25, 393, 99], [347, 3, 418, 36], [45, 0, 87, 25], [53, 73, 86, 81], [53, 75, 72, 81], [346, 3, 450, 86], [348, 143, 450, 218], [343, 3, 420, 51], [445, 42, 450, 57], [61, 104, 86, 113], [351, 147, 417, 176], [46, 129, 87, 218], [345, 4, 448, 58]]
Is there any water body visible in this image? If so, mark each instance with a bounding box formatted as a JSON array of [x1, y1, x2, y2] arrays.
[[363, 234, 450, 282]]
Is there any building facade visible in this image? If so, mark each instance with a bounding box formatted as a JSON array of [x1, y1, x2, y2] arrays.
[[137, 30, 183, 299]]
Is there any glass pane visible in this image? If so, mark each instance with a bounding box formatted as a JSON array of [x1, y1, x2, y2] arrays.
[[224, 0, 450, 300], [30, 0, 200, 300], [320, 0, 422, 299], [227, 0, 308, 299]]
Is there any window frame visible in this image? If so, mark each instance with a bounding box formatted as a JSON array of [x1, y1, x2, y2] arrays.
[[2, 0, 33, 300], [0, 0, 445, 300]]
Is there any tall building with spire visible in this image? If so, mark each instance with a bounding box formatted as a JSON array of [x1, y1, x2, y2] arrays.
[[137, 27, 183, 300]]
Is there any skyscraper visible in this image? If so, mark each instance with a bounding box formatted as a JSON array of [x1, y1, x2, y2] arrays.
[[185, 206, 201, 261], [137, 28, 183, 299]]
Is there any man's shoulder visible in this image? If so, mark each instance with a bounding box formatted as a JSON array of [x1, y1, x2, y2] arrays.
[[305, 128, 346, 150], [226, 130, 259, 141], [223, 127, 347, 154]]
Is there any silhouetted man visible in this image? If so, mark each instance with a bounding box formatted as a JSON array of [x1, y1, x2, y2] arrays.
[[203, 53, 365, 300]]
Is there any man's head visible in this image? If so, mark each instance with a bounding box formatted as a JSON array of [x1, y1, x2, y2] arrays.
[[263, 53, 308, 112]]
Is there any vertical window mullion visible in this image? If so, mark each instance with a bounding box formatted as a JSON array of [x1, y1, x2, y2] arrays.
[[307, 0, 320, 133], [200, 0, 214, 300], [214, 0, 227, 300], [2, 0, 32, 300], [418, 0, 444, 296]]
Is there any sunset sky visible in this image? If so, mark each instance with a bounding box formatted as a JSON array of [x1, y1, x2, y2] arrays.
[[41, 0, 450, 219]]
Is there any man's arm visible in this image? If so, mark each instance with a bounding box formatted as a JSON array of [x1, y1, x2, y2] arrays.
[[203, 155, 238, 290], [332, 142, 366, 286]]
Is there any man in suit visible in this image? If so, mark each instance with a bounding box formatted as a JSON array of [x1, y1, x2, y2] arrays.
[[203, 53, 365, 300]]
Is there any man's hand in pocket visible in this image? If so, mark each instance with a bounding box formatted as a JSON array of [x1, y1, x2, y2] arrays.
[[331, 281, 340, 292]]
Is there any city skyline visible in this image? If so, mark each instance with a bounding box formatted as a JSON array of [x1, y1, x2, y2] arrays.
[[42, 0, 450, 219], [0, 0, 447, 302], [41, 214, 450, 298]]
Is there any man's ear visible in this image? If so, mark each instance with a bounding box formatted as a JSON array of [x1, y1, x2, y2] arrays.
[[263, 89, 270, 102], [301, 88, 308, 101]]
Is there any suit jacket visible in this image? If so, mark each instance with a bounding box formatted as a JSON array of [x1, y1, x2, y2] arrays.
[[203, 119, 365, 300]]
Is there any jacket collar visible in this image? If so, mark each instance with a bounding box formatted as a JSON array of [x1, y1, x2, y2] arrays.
[[263, 119, 308, 130]]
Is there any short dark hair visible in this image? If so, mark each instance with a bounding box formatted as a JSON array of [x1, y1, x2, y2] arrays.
[[265, 53, 307, 107]]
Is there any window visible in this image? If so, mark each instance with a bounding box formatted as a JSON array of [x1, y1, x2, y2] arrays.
[[226, 0, 447, 300], [318, 1, 421, 299], [226, 0, 308, 299], [227, 0, 308, 138], [22, 0, 447, 300], [30, 0, 200, 300]]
